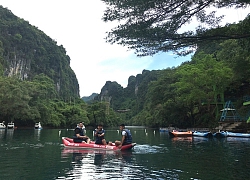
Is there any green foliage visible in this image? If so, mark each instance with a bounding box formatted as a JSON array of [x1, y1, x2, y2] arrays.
[[101, 0, 250, 56], [91, 34, 250, 129], [0, 6, 79, 99], [87, 102, 120, 127]]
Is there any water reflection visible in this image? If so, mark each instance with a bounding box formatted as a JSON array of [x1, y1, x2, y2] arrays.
[[171, 136, 193, 142], [34, 129, 41, 141], [0, 129, 5, 139], [94, 153, 104, 165], [6, 129, 14, 140], [192, 136, 211, 144], [60, 148, 135, 179], [226, 137, 250, 143]]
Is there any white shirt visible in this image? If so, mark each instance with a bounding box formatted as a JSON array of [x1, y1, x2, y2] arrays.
[[121, 130, 126, 136]]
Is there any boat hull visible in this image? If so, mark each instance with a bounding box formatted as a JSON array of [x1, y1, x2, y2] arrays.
[[7, 122, 16, 129], [227, 132, 250, 138], [213, 131, 228, 138], [62, 137, 136, 151], [169, 131, 193, 137], [193, 131, 213, 138], [159, 128, 169, 132], [34, 122, 42, 129], [0, 122, 6, 129]]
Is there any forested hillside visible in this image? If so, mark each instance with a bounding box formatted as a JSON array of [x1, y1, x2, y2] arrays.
[[0, 6, 123, 128], [89, 0, 250, 128], [0, 6, 87, 127], [89, 15, 250, 128], [1, 4, 250, 129], [0, 6, 79, 98]]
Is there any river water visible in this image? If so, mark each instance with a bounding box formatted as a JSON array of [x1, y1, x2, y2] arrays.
[[0, 127, 250, 180]]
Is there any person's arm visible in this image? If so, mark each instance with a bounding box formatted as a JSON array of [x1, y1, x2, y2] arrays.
[[94, 129, 98, 136], [121, 135, 125, 145], [76, 129, 89, 139], [100, 130, 105, 137]]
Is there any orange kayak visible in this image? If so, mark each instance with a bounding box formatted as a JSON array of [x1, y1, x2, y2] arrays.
[[169, 130, 193, 137]]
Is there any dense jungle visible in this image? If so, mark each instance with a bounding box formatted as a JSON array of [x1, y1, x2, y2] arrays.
[[1, 1, 250, 129]]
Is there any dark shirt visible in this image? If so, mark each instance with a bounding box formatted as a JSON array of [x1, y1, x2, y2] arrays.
[[73, 127, 86, 143]]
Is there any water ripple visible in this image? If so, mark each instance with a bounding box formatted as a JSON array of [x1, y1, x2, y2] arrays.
[[133, 144, 168, 154]]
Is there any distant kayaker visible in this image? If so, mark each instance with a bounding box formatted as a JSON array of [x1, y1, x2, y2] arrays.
[[73, 122, 90, 143], [94, 123, 110, 145], [115, 124, 133, 148]]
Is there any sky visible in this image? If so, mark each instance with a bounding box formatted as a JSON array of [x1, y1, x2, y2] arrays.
[[0, 0, 249, 97]]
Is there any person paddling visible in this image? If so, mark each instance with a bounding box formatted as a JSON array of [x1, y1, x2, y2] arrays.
[[115, 124, 132, 148]]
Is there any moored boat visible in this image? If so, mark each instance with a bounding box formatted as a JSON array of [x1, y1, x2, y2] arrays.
[[62, 137, 136, 151], [34, 122, 42, 129], [0, 122, 6, 129], [169, 130, 193, 137], [227, 132, 250, 138], [213, 131, 228, 138], [193, 131, 213, 138], [7, 122, 15, 129], [159, 128, 169, 132]]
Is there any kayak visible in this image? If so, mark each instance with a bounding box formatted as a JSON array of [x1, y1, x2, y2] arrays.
[[193, 131, 213, 138], [213, 131, 228, 138], [169, 130, 193, 137], [62, 137, 136, 151], [226, 132, 250, 138]]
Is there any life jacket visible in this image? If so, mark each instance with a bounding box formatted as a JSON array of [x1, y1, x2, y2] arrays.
[[73, 127, 84, 139], [122, 129, 132, 144], [95, 129, 105, 141]]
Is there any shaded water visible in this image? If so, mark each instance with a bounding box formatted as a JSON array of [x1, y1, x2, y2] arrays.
[[0, 127, 250, 179]]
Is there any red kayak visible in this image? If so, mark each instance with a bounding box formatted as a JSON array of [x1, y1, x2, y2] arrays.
[[62, 137, 136, 151]]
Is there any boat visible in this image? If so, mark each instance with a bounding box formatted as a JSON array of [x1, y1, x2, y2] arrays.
[[226, 132, 250, 138], [159, 128, 169, 132], [34, 122, 42, 129], [193, 131, 213, 138], [62, 137, 136, 151], [169, 130, 193, 137], [213, 131, 228, 138], [0, 122, 6, 129], [7, 122, 15, 129]]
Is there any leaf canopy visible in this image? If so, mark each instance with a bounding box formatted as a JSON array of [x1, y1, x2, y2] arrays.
[[101, 0, 250, 56]]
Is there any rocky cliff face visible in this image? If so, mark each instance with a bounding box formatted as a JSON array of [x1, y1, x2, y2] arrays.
[[4, 48, 30, 80], [0, 6, 79, 98], [95, 69, 160, 111]]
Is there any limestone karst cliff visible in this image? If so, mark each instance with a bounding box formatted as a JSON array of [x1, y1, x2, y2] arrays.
[[0, 5, 79, 99]]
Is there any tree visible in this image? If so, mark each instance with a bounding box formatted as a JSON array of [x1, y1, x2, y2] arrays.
[[174, 52, 234, 126], [101, 0, 250, 56]]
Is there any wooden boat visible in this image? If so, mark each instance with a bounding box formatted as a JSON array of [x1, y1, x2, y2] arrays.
[[169, 130, 193, 137], [193, 131, 213, 138], [226, 132, 250, 138], [62, 137, 136, 151], [213, 131, 228, 138], [34, 122, 42, 129]]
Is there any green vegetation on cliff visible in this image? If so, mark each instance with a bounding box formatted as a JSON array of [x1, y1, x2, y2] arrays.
[[0, 6, 79, 99], [0, 6, 121, 128], [93, 17, 250, 128]]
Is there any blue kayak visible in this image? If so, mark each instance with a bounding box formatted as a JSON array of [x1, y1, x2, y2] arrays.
[[213, 131, 228, 138], [193, 131, 213, 138], [227, 132, 250, 138]]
